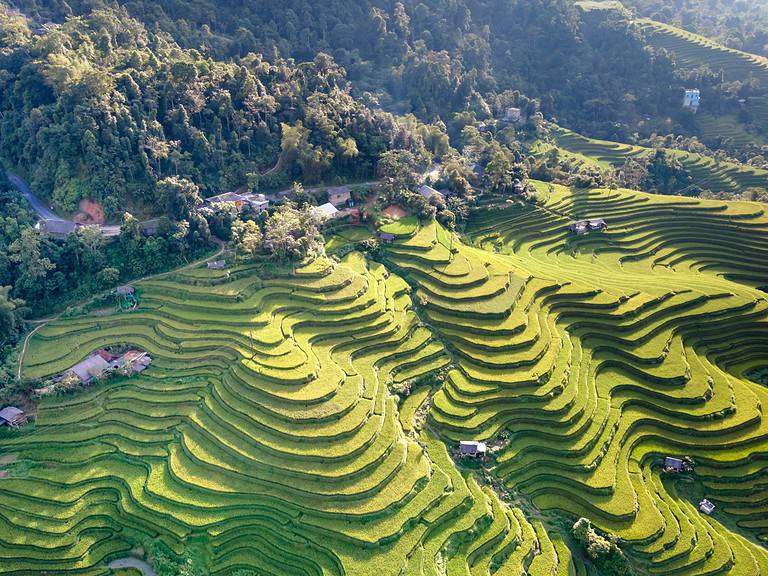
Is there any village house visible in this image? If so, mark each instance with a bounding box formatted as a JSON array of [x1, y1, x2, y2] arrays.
[[37, 219, 82, 237], [113, 350, 152, 375], [327, 186, 354, 208], [116, 285, 135, 296], [207, 260, 227, 270], [204, 192, 269, 213], [311, 202, 340, 221], [0, 406, 27, 427], [512, 180, 525, 195], [699, 499, 715, 515], [568, 219, 608, 235], [379, 232, 396, 244], [68, 353, 111, 384], [459, 441, 487, 458], [683, 89, 701, 112], [503, 107, 523, 124], [419, 184, 444, 200]]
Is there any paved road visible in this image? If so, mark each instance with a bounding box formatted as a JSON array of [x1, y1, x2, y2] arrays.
[[6, 171, 62, 221], [6, 170, 122, 236], [107, 557, 157, 576]]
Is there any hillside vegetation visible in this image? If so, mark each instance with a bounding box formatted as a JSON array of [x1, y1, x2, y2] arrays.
[[5, 183, 768, 574]]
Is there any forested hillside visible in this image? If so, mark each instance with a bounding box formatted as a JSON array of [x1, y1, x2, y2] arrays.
[[6, 0, 688, 137], [0, 6, 414, 218]]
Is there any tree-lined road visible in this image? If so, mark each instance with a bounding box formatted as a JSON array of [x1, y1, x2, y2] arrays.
[[6, 171, 62, 221]]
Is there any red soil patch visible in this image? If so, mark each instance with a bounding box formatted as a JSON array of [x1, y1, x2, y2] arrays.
[[382, 204, 407, 219], [74, 199, 105, 225]]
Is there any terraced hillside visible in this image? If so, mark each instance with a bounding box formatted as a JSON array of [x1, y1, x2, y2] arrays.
[[637, 19, 768, 87], [549, 125, 768, 195], [4, 251, 576, 575], [5, 183, 768, 575], [636, 18, 768, 136]]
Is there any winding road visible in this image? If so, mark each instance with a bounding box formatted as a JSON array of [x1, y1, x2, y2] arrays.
[[5, 170, 121, 236], [6, 171, 61, 221]]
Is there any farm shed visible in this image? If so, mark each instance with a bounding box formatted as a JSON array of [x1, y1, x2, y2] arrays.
[[207, 260, 227, 270], [379, 232, 396, 244]]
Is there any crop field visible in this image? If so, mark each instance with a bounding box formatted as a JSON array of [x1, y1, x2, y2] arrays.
[[548, 126, 768, 196], [5, 183, 768, 574]]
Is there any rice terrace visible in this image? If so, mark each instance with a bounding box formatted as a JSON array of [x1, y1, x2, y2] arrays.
[[0, 181, 767, 575], [2, 0, 768, 574]]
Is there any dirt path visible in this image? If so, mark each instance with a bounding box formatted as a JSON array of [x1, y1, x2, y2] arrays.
[[107, 557, 156, 576]]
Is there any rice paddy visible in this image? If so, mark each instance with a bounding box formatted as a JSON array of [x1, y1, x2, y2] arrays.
[[5, 183, 768, 574]]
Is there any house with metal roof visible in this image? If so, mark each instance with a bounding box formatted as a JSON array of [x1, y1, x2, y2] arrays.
[[419, 184, 444, 200], [699, 499, 715, 515], [38, 219, 81, 237], [68, 354, 111, 383], [327, 186, 353, 208], [311, 202, 339, 221], [459, 441, 487, 457], [503, 107, 523, 123], [0, 407, 26, 427]]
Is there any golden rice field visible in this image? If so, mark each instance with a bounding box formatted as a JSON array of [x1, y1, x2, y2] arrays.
[[4, 182, 768, 575]]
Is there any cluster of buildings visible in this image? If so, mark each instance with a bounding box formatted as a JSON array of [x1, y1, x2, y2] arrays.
[[568, 218, 607, 235], [203, 191, 269, 213], [42, 348, 152, 392], [311, 186, 357, 221]]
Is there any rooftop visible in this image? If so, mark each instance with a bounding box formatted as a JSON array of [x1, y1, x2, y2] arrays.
[[69, 354, 111, 382], [311, 203, 339, 219], [419, 184, 443, 200], [0, 407, 24, 422]]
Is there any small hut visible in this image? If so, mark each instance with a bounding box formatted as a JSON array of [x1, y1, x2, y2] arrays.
[[379, 232, 396, 244]]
